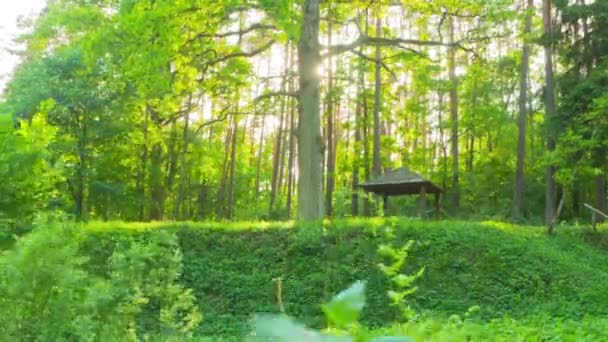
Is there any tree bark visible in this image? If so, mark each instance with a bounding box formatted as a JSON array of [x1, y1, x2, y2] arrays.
[[352, 57, 364, 216], [286, 85, 297, 219], [226, 114, 239, 220], [216, 117, 232, 218], [75, 110, 88, 221], [448, 17, 460, 210], [325, 20, 336, 217], [296, 0, 324, 220], [513, 0, 533, 219], [269, 106, 285, 216], [137, 106, 150, 221], [542, 0, 557, 233], [174, 98, 192, 220], [149, 142, 165, 221], [595, 149, 607, 223], [373, 14, 382, 179], [254, 114, 266, 203]]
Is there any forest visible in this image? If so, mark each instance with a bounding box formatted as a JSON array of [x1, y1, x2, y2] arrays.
[[0, 0, 607, 340]]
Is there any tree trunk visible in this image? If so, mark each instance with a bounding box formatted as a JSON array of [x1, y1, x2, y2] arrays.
[[149, 142, 165, 221], [174, 99, 191, 220], [595, 149, 607, 223], [373, 14, 382, 179], [216, 118, 232, 218], [542, 0, 557, 233], [448, 17, 460, 210], [513, 0, 533, 219], [286, 86, 297, 219], [75, 110, 88, 221], [296, 0, 324, 220], [137, 108, 149, 221], [270, 46, 291, 216], [269, 107, 285, 216], [254, 114, 266, 202], [226, 115, 239, 220], [325, 20, 336, 217], [352, 57, 364, 217]]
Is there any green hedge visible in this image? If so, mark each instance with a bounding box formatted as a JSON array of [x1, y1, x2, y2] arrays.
[[83, 218, 608, 337]]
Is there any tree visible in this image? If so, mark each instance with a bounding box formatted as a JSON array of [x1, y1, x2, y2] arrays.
[[542, 0, 557, 232], [513, 0, 533, 219], [296, 0, 324, 220]]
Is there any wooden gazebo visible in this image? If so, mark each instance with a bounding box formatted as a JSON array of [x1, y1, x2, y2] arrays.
[[360, 167, 442, 218]]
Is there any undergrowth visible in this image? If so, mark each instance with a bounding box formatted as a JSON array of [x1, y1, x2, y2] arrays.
[[84, 218, 608, 338]]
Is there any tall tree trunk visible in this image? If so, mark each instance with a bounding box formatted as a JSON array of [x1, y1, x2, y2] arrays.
[[373, 14, 382, 179], [436, 94, 447, 190], [595, 149, 607, 223], [166, 122, 178, 196], [149, 142, 165, 221], [174, 99, 192, 220], [270, 46, 290, 216], [254, 114, 266, 203], [448, 17, 460, 210], [226, 114, 239, 220], [269, 107, 285, 216], [137, 106, 150, 221], [352, 55, 364, 216], [513, 0, 533, 219], [75, 111, 88, 221], [216, 118, 232, 218], [286, 85, 297, 218], [325, 20, 336, 217], [542, 0, 557, 233], [296, 0, 324, 220]]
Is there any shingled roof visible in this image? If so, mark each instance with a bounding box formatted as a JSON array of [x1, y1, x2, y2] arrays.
[[360, 167, 442, 196]]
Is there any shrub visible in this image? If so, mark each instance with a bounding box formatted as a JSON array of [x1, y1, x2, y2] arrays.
[[0, 213, 201, 341], [83, 219, 608, 337]]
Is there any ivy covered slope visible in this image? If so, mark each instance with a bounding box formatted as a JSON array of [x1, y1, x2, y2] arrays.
[[84, 218, 608, 337]]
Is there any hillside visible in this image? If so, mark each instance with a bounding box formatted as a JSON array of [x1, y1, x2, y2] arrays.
[[84, 218, 608, 337]]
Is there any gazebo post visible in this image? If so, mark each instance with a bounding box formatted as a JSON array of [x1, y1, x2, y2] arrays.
[[383, 195, 389, 216], [419, 184, 427, 219], [434, 192, 440, 219]]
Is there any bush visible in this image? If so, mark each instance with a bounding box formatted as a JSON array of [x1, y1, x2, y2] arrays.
[[83, 218, 608, 337], [0, 213, 201, 341], [0, 114, 63, 238]]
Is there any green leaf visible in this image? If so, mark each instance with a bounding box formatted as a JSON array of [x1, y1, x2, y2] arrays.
[[321, 281, 366, 327], [370, 337, 414, 342], [251, 314, 322, 342], [322, 336, 354, 342]]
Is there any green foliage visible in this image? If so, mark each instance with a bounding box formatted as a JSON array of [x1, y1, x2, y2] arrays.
[[0, 213, 201, 340], [83, 218, 608, 338], [0, 113, 62, 237], [322, 281, 366, 329], [377, 226, 424, 321], [251, 282, 411, 342], [361, 316, 608, 341]]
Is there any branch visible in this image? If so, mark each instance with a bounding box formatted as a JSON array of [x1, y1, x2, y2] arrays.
[[215, 23, 276, 38], [585, 203, 608, 219], [194, 105, 231, 133], [323, 35, 452, 58], [254, 91, 298, 103], [207, 40, 275, 65], [349, 50, 398, 81], [184, 23, 276, 46]]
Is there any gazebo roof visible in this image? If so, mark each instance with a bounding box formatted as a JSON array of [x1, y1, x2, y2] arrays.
[[360, 167, 442, 196]]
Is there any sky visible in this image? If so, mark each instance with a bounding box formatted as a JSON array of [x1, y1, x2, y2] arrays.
[[0, 0, 46, 92]]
